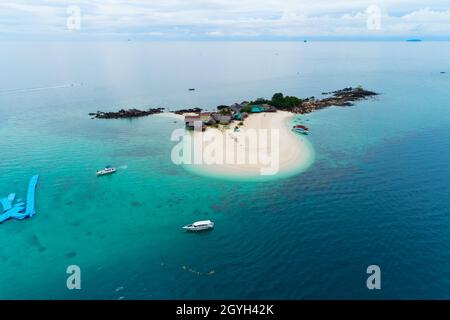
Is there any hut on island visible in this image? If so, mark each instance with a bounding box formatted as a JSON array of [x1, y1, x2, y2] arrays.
[[250, 103, 276, 113], [184, 115, 206, 130], [211, 113, 232, 125]]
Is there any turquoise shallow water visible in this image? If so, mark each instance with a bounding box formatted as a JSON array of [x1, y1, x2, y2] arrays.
[[0, 41, 450, 299]]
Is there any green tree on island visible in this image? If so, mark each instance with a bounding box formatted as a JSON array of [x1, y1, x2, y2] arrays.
[[270, 92, 303, 110], [248, 97, 271, 106], [219, 108, 231, 115], [241, 105, 252, 113]]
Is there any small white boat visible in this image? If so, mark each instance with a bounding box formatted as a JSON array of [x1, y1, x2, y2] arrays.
[[183, 220, 214, 232], [292, 128, 308, 135], [96, 166, 117, 176]]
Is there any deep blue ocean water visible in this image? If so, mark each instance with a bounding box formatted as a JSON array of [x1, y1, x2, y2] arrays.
[[0, 41, 449, 299]]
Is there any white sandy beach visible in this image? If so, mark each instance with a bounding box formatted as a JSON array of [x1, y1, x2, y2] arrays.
[[180, 111, 314, 179], [154, 112, 185, 120]]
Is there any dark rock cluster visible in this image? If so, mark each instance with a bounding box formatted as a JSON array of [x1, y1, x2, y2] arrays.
[[90, 108, 165, 119], [172, 107, 203, 115], [293, 87, 379, 114]]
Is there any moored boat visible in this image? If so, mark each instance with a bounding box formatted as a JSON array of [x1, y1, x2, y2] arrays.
[[183, 220, 214, 232], [292, 124, 309, 135], [96, 165, 117, 176], [294, 124, 309, 130], [292, 128, 308, 135]]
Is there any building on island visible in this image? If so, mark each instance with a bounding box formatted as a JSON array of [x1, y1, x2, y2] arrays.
[[200, 112, 213, 123], [183, 100, 273, 130], [184, 115, 206, 130], [230, 103, 242, 113], [233, 112, 249, 121], [263, 104, 277, 112], [251, 106, 265, 113], [230, 102, 251, 114], [211, 113, 232, 124], [250, 104, 276, 113]]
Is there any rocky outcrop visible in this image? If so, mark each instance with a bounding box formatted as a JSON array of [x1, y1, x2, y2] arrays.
[[90, 108, 165, 119], [172, 107, 203, 115], [293, 87, 378, 114]]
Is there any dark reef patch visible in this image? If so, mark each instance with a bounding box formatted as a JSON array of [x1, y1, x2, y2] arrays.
[[130, 201, 142, 207], [29, 235, 47, 252], [66, 251, 77, 258], [211, 203, 225, 213]]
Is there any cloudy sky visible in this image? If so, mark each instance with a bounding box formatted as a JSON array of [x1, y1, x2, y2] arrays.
[[1, 0, 449, 40]]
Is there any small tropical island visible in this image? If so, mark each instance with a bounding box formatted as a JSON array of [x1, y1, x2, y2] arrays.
[[91, 86, 378, 123], [179, 87, 378, 178], [90, 86, 378, 179]]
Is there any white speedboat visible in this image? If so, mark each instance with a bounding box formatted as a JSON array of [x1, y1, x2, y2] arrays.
[[292, 125, 309, 135], [96, 166, 117, 176], [183, 220, 214, 232]]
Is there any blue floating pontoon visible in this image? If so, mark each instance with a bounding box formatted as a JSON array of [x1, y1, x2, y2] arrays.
[[0, 194, 14, 212], [0, 175, 39, 224], [25, 175, 39, 217]]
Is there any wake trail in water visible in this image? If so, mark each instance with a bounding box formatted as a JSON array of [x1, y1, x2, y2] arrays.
[[0, 83, 82, 96]]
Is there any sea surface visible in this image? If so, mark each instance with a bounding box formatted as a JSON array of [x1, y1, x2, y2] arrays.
[[0, 41, 449, 299]]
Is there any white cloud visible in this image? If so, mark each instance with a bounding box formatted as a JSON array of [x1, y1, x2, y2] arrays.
[[0, 0, 449, 39], [206, 31, 224, 37]]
